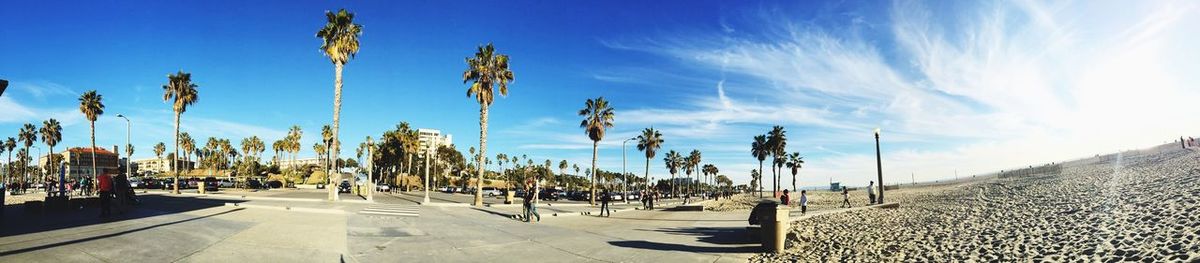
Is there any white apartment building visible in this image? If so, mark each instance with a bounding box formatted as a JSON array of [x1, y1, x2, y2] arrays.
[[132, 157, 195, 175], [275, 157, 322, 169], [417, 128, 452, 154]]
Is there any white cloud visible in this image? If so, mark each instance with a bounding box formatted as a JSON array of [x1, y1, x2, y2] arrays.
[[597, 0, 1200, 187]]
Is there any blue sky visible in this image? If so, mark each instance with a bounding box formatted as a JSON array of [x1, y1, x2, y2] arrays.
[[3, 1, 1199, 187]]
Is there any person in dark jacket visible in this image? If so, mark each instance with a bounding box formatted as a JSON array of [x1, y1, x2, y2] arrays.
[[600, 189, 612, 217]]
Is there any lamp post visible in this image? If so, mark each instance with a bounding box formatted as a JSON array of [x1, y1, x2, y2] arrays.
[[874, 128, 884, 204], [117, 114, 131, 179], [33, 145, 41, 194], [622, 137, 634, 204]]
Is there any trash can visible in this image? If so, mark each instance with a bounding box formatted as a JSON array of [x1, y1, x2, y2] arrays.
[[748, 201, 789, 253]]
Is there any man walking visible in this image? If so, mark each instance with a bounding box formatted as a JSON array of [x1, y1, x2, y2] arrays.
[[526, 185, 540, 223], [780, 189, 791, 206], [867, 181, 876, 204], [97, 170, 113, 218]]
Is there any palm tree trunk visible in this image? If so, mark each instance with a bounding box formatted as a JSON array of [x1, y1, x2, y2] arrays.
[[90, 121, 97, 191], [330, 62, 344, 201], [757, 160, 764, 198], [644, 157, 650, 192], [670, 171, 676, 197], [589, 141, 598, 205], [473, 105, 488, 207], [172, 113, 181, 194], [791, 170, 797, 193]]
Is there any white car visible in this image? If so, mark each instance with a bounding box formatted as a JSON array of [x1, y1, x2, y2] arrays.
[[376, 184, 391, 192], [482, 187, 501, 197]]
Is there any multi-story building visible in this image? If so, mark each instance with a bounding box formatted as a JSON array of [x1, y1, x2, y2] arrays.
[[131, 157, 195, 175], [275, 157, 321, 169], [417, 128, 452, 154], [38, 147, 119, 180]]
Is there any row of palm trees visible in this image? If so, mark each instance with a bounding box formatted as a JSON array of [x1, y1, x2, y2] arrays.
[[750, 126, 804, 197]]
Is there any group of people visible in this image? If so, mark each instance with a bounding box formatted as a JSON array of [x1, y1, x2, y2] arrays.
[[1184, 136, 1197, 149], [639, 189, 660, 211], [838, 181, 878, 208], [778, 189, 809, 214]]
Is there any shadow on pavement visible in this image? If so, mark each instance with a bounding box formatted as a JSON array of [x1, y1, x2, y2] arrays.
[[1, 194, 245, 238], [0, 208, 244, 256], [609, 226, 758, 253]]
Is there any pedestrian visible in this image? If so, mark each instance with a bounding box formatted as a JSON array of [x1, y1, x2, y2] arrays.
[[840, 186, 850, 208], [640, 190, 648, 209], [600, 189, 612, 217], [780, 189, 791, 206], [648, 190, 656, 210], [799, 190, 808, 214], [114, 173, 130, 213], [97, 170, 114, 218], [526, 185, 540, 222], [867, 181, 876, 205]]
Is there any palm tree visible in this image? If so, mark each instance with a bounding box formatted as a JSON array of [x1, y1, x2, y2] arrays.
[[163, 71, 199, 194], [287, 125, 302, 173], [578, 97, 615, 205], [18, 124, 37, 190], [4, 137, 14, 186], [635, 127, 663, 192], [751, 134, 768, 197], [78, 90, 104, 182], [462, 43, 514, 206], [154, 142, 166, 165], [688, 149, 701, 194], [663, 150, 682, 197], [767, 126, 786, 195], [496, 153, 508, 191], [682, 155, 694, 195], [40, 119, 62, 185], [180, 132, 195, 173], [786, 152, 804, 193], [317, 8, 363, 200]]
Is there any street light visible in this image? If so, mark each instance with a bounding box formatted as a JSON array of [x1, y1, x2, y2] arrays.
[[874, 128, 884, 204], [117, 114, 131, 179], [622, 137, 635, 204], [423, 141, 433, 204], [366, 136, 374, 202]]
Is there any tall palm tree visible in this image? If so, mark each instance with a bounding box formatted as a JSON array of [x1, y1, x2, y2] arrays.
[[287, 125, 302, 173], [578, 96, 615, 205], [558, 160, 568, 184], [766, 126, 786, 195], [321, 125, 333, 174], [163, 71, 199, 194], [663, 150, 682, 197], [4, 137, 14, 186], [462, 43, 514, 206], [751, 134, 768, 197], [496, 153, 508, 190], [317, 8, 362, 200], [18, 124, 37, 190], [683, 155, 695, 195], [78, 90, 104, 182], [688, 149, 701, 194], [40, 119, 62, 184], [786, 152, 804, 193], [635, 127, 663, 192]]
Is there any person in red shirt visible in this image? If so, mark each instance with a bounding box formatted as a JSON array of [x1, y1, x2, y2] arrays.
[[97, 170, 113, 218]]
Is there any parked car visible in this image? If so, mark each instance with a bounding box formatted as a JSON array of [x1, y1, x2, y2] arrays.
[[482, 187, 501, 197], [538, 189, 561, 201], [267, 180, 283, 189], [338, 180, 351, 193], [128, 179, 141, 188], [218, 180, 235, 188], [141, 179, 162, 189], [246, 179, 264, 189], [376, 184, 391, 192], [441, 186, 457, 194], [203, 177, 219, 192]]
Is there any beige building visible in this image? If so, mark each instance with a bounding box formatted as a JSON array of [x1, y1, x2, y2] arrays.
[[417, 128, 452, 154], [38, 147, 119, 180], [131, 157, 195, 175], [276, 157, 321, 169]]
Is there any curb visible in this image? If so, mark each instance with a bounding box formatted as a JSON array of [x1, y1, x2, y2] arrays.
[[223, 202, 348, 215], [419, 202, 470, 207], [142, 191, 373, 204]]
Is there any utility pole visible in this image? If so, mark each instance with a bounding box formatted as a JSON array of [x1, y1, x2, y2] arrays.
[[874, 128, 884, 203]]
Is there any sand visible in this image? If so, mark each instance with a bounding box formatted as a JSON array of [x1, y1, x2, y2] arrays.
[[753, 143, 1200, 262]]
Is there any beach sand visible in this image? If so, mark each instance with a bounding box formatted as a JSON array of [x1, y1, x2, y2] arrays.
[[752, 143, 1200, 262]]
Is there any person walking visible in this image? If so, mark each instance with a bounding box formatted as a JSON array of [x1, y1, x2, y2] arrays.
[[799, 190, 808, 214], [113, 173, 130, 214], [599, 189, 612, 217], [648, 189, 656, 210], [526, 185, 540, 222], [640, 189, 648, 210], [780, 189, 791, 206], [840, 186, 851, 208], [867, 181, 876, 205], [97, 170, 114, 218]]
